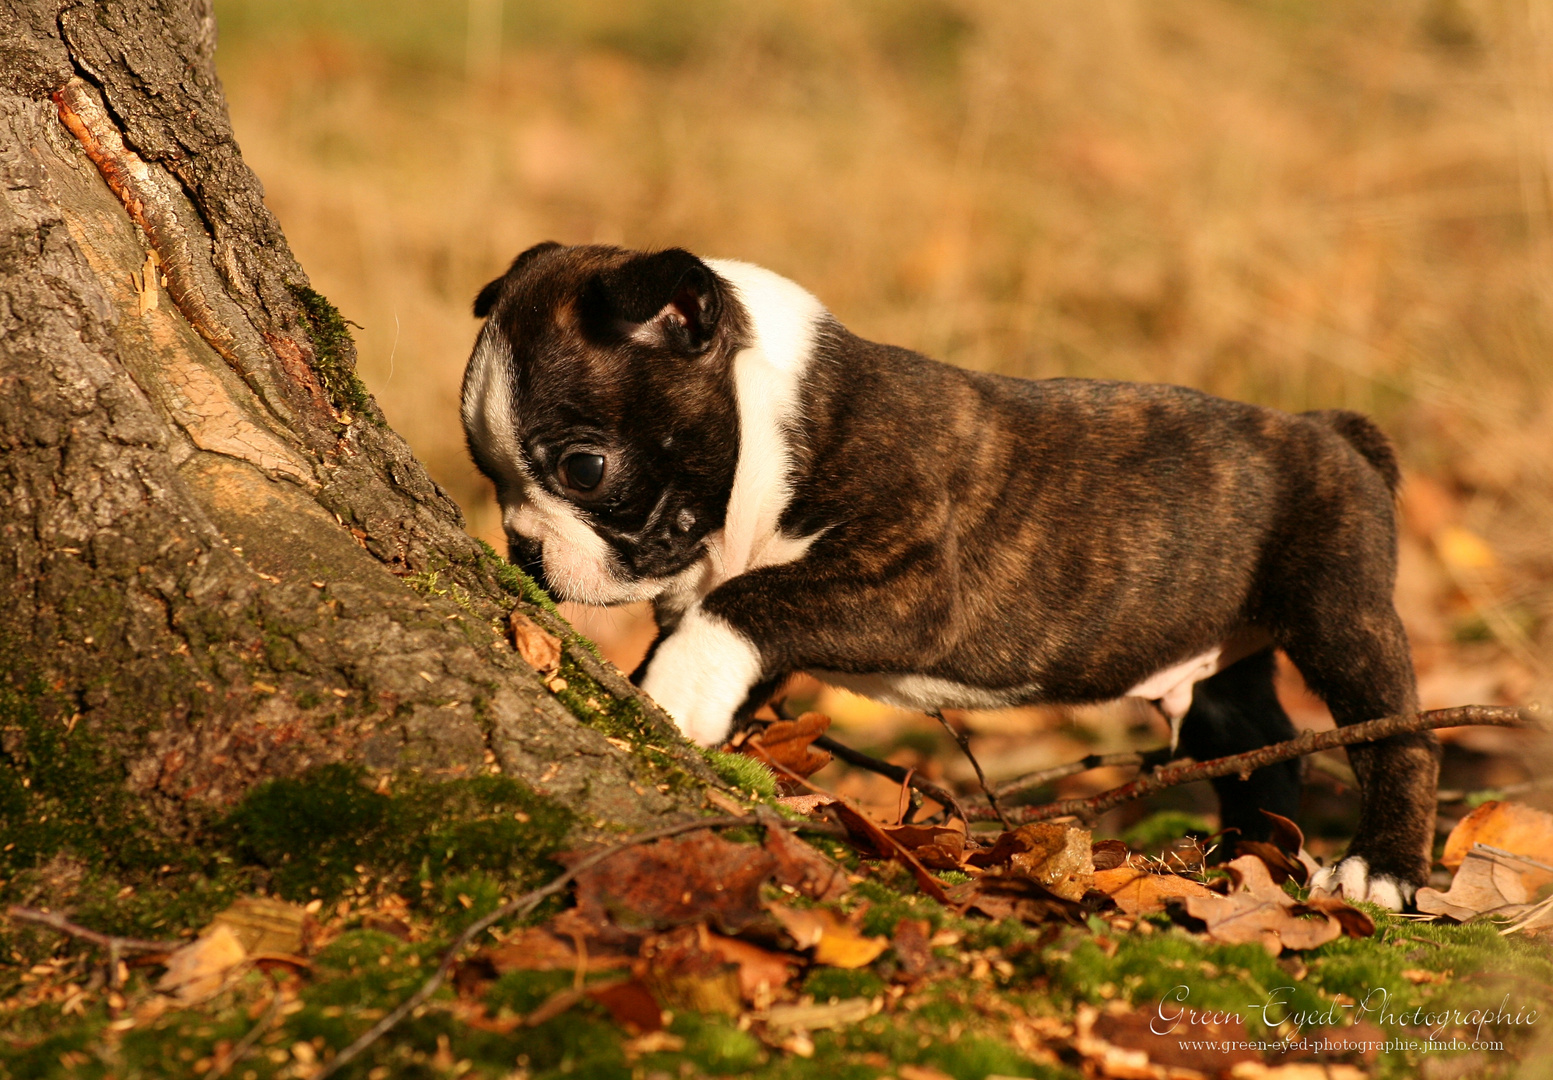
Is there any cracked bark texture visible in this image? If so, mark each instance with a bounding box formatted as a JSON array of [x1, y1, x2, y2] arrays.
[[0, 0, 712, 844]]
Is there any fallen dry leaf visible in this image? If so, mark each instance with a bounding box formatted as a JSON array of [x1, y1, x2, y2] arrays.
[[1093, 866, 1217, 917], [965, 823, 1093, 900], [623, 1030, 685, 1057], [206, 897, 309, 956], [1175, 855, 1374, 954], [1296, 891, 1376, 938], [1416, 844, 1542, 920], [510, 611, 562, 675], [880, 823, 970, 871], [768, 904, 889, 968], [1092, 839, 1130, 871], [1442, 801, 1553, 893], [156, 924, 246, 1005], [761, 814, 849, 901], [586, 979, 663, 1033], [737, 713, 834, 784], [568, 830, 777, 934], [829, 801, 953, 904], [758, 996, 878, 1031], [951, 874, 1087, 926], [701, 929, 797, 1004], [1236, 841, 1309, 886], [1173, 856, 1369, 954]]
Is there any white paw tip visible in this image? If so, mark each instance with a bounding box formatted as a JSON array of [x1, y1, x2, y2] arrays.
[[1309, 856, 1411, 911]]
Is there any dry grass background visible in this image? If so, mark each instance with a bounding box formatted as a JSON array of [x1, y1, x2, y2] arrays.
[[211, 0, 1552, 824]]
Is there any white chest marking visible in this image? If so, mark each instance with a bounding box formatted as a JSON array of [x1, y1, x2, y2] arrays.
[[702, 259, 825, 587], [639, 262, 831, 744]]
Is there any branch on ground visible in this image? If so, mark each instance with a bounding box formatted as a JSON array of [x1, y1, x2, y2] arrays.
[[968, 705, 1541, 824]]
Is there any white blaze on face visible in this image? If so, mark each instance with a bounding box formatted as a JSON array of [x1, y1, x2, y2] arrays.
[[461, 325, 655, 605]]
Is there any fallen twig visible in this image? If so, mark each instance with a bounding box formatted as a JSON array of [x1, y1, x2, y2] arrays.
[[6, 906, 182, 989], [929, 710, 1013, 828], [314, 815, 748, 1080], [969, 705, 1541, 824], [5, 906, 183, 954], [992, 751, 1148, 800], [1438, 774, 1553, 804], [757, 753, 953, 904], [209, 986, 285, 1080], [812, 733, 969, 824]]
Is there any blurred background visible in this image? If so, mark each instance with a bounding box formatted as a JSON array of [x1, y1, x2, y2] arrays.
[[211, 0, 1552, 849]]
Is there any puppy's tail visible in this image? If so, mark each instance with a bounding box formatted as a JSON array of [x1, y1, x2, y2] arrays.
[[1304, 409, 1402, 494]]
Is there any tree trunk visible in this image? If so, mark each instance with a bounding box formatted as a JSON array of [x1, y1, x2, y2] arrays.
[[0, 0, 710, 886]]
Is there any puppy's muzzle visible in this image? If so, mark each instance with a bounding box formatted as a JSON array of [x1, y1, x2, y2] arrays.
[[507, 534, 551, 594]]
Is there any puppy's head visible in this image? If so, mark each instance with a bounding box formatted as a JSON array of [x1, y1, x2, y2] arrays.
[[462, 243, 746, 604]]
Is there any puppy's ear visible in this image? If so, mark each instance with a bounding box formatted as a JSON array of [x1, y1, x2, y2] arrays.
[[473, 241, 563, 318], [587, 249, 723, 354]]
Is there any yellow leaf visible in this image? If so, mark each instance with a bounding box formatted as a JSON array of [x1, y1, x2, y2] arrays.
[[156, 925, 246, 1004], [1092, 866, 1214, 916], [1436, 526, 1496, 571], [768, 904, 887, 969]]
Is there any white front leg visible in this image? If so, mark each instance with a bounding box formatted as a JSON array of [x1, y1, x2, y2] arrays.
[[640, 607, 765, 746]]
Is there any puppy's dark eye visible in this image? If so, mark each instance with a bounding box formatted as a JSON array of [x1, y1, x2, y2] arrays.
[[560, 453, 606, 493]]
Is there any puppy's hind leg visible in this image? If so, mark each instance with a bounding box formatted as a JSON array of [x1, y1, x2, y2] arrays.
[[1278, 604, 1438, 910], [1176, 648, 1301, 850]]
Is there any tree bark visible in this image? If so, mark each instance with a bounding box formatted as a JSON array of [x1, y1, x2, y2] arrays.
[[0, 0, 710, 873]]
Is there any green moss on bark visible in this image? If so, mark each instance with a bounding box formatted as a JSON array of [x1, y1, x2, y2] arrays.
[[0, 675, 187, 885], [289, 284, 374, 421]]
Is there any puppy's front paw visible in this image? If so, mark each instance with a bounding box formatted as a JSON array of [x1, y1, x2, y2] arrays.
[[639, 610, 764, 747], [1308, 856, 1412, 911]]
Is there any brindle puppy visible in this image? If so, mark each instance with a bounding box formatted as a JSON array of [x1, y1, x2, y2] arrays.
[[461, 243, 1439, 909]]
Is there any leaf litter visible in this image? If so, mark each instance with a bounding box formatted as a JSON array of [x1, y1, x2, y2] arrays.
[[9, 713, 1553, 1080]]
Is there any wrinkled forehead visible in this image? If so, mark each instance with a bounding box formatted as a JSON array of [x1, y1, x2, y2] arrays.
[[492, 244, 631, 341], [494, 249, 637, 376]]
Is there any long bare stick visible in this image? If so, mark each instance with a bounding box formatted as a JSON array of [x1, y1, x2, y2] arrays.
[[314, 815, 747, 1080], [929, 710, 1013, 828], [993, 751, 1148, 799], [6, 906, 183, 988], [968, 705, 1541, 824], [5, 907, 183, 954]]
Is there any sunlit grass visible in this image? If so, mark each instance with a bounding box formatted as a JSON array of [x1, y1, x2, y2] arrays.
[[210, 0, 1551, 693]]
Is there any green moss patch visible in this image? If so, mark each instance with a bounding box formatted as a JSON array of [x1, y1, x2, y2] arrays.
[[289, 284, 374, 421], [0, 675, 190, 887], [221, 764, 573, 909], [703, 749, 779, 798]]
